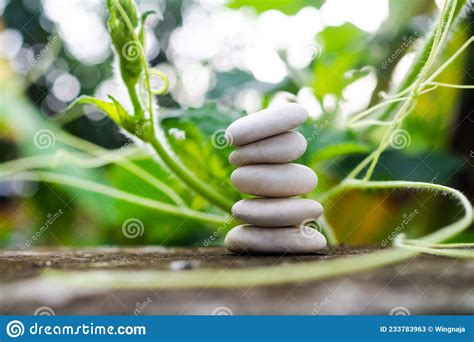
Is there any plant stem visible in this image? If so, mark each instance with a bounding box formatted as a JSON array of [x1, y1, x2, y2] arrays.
[[47, 248, 417, 289], [426, 81, 474, 89], [113, 0, 233, 212], [56, 133, 187, 207], [46, 180, 472, 289], [113, 0, 153, 116], [423, 36, 474, 84], [347, 97, 408, 125], [378, 0, 467, 120], [43, 179, 471, 289], [15, 1, 474, 289], [51, 179, 470, 289], [149, 137, 234, 212], [362, 101, 409, 181], [60, 180, 462, 289], [345, 152, 376, 180], [395, 243, 474, 259], [360, 0, 459, 181], [321, 179, 472, 242], [112, 0, 146, 119], [126, 83, 144, 118], [10, 171, 228, 225], [348, 119, 392, 128], [401, 239, 474, 248], [0, 147, 145, 175], [319, 215, 339, 245]]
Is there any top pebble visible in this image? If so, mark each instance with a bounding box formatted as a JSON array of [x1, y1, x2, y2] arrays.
[[225, 103, 308, 146]]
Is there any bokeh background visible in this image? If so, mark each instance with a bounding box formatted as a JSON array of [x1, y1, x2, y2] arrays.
[[0, 0, 472, 248]]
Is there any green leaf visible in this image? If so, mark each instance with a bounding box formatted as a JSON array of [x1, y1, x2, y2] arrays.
[[312, 23, 369, 99], [65, 95, 140, 133], [66, 96, 119, 121], [160, 103, 244, 200], [228, 0, 325, 15], [107, 95, 133, 124], [65, 95, 156, 140]]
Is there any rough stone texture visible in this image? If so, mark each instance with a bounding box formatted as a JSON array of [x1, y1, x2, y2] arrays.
[[231, 164, 317, 197], [0, 247, 472, 315], [232, 198, 323, 227], [229, 131, 307, 166], [225, 103, 308, 146]]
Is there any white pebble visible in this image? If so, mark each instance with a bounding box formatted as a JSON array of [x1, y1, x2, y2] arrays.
[[225, 103, 308, 146], [225, 225, 327, 254], [232, 198, 323, 227], [229, 131, 307, 166], [231, 163, 317, 197]]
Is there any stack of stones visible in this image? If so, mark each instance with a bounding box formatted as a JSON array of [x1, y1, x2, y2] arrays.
[[224, 103, 326, 254]]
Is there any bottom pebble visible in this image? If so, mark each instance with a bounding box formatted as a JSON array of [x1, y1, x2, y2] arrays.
[[224, 225, 327, 254]]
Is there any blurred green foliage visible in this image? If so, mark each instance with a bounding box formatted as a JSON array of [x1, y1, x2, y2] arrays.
[[0, 0, 472, 248], [229, 0, 325, 14]]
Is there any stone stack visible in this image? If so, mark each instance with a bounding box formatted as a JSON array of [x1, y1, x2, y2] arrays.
[[224, 103, 327, 254]]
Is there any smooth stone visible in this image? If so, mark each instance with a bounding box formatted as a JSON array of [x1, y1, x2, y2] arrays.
[[225, 103, 308, 146], [231, 163, 317, 197], [225, 225, 327, 254], [232, 198, 323, 227], [229, 131, 307, 166]]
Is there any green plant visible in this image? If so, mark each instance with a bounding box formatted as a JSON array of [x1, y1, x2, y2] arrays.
[[1, 0, 473, 286]]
